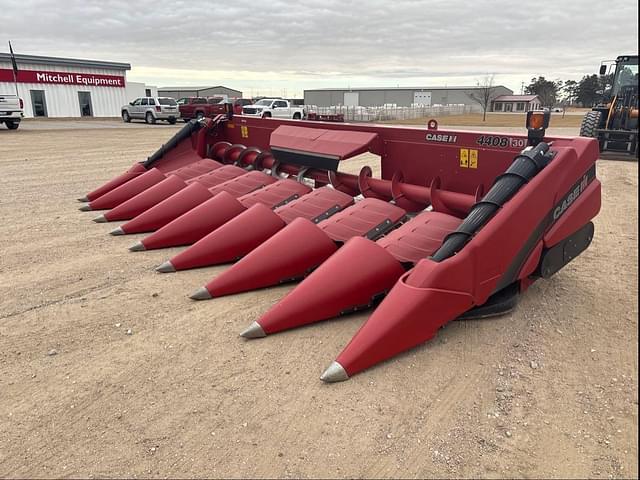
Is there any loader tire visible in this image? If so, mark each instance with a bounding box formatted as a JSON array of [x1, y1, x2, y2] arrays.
[[580, 110, 602, 138]]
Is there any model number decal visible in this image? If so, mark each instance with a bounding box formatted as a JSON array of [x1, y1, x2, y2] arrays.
[[426, 133, 458, 143], [476, 135, 527, 149]]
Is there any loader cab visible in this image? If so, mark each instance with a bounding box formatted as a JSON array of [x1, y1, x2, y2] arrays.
[[610, 55, 638, 97]]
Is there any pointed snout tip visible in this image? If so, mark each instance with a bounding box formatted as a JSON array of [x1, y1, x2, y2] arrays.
[[189, 286, 212, 301], [155, 261, 176, 273], [93, 214, 108, 223], [79, 205, 92, 212], [239, 321, 267, 339], [128, 241, 146, 252], [109, 226, 125, 236], [320, 361, 349, 383], [77, 196, 89, 202]]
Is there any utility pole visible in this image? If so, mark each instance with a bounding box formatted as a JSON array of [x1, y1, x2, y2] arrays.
[[520, 81, 525, 95]]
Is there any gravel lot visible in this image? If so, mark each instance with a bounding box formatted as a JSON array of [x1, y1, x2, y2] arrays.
[[0, 120, 637, 478]]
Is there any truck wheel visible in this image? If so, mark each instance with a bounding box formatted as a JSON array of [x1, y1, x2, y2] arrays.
[[168, 118, 177, 125], [145, 112, 156, 125], [122, 111, 131, 123], [262, 112, 271, 118], [5, 120, 19, 130], [580, 111, 602, 138], [293, 112, 301, 120]]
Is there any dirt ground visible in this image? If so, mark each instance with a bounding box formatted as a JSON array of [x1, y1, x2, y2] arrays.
[[0, 120, 637, 479]]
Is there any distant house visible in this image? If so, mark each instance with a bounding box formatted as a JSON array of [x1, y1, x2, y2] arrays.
[[492, 94, 542, 112]]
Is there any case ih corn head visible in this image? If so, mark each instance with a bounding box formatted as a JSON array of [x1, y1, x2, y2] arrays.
[[79, 108, 601, 382]]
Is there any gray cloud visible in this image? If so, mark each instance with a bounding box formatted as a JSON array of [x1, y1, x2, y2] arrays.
[[3, 0, 638, 95]]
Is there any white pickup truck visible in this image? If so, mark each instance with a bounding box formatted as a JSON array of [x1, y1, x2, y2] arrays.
[[0, 94, 23, 130], [242, 98, 305, 119]]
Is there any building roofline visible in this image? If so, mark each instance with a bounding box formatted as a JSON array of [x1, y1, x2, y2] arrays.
[[0, 52, 131, 70], [304, 85, 511, 92]]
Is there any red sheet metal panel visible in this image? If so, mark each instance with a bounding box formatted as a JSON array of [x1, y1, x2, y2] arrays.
[[269, 125, 378, 160], [377, 211, 462, 264], [320, 198, 406, 243], [238, 178, 312, 209], [169, 159, 222, 180], [275, 187, 354, 224], [205, 170, 276, 196], [186, 164, 247, 188]]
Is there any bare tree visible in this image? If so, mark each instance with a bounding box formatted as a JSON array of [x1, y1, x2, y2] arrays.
[[470, 75, 499, 122]]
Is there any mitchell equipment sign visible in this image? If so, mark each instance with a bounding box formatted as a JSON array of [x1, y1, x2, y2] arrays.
[[0, 68, 125, 88]]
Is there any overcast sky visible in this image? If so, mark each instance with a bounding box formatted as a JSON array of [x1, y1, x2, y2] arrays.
[[3, 0, 638, 96]]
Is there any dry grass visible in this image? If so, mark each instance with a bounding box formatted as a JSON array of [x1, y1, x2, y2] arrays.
[[386, 112, 585, 127]]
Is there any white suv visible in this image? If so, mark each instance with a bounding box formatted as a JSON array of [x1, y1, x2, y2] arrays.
[[121, 97, 180, 124]]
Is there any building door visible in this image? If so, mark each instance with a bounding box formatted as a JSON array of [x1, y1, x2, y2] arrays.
[[413, 91, 432, 106], [504, 103, 513, 112], [78, 92, 93, 117], [343, 92, 359, 107], [30, 90, 48, 117]]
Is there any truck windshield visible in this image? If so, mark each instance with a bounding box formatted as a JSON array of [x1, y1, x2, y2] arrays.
[[159, 98, 177, 106], [255, 99, 274, 106]]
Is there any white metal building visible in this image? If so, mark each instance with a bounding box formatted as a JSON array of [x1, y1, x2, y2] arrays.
[[0, 53, 134, 118], [304, 85, 514, 108]]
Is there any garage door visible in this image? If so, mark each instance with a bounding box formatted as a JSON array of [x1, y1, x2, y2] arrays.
[[343, 92, 359, 107]]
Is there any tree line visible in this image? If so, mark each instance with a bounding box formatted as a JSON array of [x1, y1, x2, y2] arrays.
[[524, 74, 614, 108]]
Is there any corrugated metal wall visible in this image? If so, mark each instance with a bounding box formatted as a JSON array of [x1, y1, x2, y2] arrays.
[[304, 86, 513, 108], [0, 60, 128, 118]]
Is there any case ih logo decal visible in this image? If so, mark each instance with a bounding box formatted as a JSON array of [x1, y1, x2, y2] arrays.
[[0, 68, 125, 88], [426, 133, 458, 143], [553, 174, 590, 221]]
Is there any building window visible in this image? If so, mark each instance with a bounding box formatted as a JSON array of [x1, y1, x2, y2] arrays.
[[516, 102, 525, 111], [30, 90, 48, 117], [78, 92, 93, 117], [494, 102, 503, 111], [145, 88, 151, 97]]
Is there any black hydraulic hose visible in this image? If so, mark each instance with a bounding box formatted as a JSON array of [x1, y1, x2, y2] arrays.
[[430, 142, 552, 262], [142, 119, 204, 168]]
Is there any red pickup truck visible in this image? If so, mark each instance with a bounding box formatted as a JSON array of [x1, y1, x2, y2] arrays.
[[177, 97, 253, 121]]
